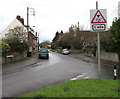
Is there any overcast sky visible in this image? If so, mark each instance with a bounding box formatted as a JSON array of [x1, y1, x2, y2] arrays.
[[0, 0, 119, 42]]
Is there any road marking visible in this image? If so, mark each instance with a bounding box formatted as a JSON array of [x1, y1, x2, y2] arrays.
[[70, 78, 77, 80], [70, 73, 88, 80], [84, 77, 89, 79]]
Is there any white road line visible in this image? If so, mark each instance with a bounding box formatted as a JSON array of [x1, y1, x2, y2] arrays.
[[84, 77, 89, 79], [70, 78, 77, 80], [70, 73, 89, 80]]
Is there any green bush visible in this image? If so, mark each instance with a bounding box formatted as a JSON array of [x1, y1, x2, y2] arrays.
[[3, 37, 28, 53], [0, 41, 10, 56], [101, 18, 120, 60]]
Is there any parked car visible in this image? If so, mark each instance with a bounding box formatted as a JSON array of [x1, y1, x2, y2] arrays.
[[39, 48, 49, 59], [62, 49, 70, 55]]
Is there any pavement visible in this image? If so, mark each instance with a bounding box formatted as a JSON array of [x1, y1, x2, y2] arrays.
[[69, 53, 120, 67], [69, 53, 97, 63], [69, 53, 120, 79], [2, 53, 40, 74]]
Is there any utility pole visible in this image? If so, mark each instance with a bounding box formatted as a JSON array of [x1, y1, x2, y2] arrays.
[[27, 7, 30, 57], [78, 22, 79, 30], [27, 7, 29, 32], [96, 1, 101, 79], [38, 32, 39, 51], [26, 7, 35, 57], [27, 7, 35, 31], [27, 7, 29, 48]]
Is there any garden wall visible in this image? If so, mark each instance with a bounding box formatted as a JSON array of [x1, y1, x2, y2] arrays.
[[86, 51, 119, 62], [2, 51, 27, 64], [100, 51, 119, 62]]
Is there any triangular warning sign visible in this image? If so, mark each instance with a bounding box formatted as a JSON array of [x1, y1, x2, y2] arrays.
[[91, 10, 106, 23]]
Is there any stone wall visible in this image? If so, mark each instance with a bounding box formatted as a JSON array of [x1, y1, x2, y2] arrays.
[[100, 51, 119, 62], [2, 51, 27, 64], [85, 51, 119, 62]]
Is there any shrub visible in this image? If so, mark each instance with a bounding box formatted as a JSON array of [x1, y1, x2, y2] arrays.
[[0, 41, 10, 56]]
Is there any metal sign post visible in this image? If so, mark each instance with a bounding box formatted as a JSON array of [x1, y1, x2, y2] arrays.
[[96, 1, 100, 79], [97, 31, 101, 78], [90, 1, 107, 79]]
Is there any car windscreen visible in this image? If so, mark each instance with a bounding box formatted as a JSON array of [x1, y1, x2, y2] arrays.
[[40, 49, 48, 53], [63, 49, 68, 51]]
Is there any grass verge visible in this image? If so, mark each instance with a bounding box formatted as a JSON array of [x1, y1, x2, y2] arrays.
[[20, 79, 119, 98]]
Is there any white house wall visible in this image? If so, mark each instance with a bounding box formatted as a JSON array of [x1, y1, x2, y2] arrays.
[[0, 19, 28, 41], [118, 1, 120, 18]]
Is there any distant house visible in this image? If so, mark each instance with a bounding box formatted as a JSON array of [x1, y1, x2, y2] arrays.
[[0, 15, 38, 54]]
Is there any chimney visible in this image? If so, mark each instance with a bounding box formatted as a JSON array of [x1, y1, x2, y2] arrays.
[[16, 15, 24, 25], [20, 18, 24, 25], [16, 15, 21, 20]]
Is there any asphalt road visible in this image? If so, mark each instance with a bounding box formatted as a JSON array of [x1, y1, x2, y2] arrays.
[[2, 52, 115, 97]]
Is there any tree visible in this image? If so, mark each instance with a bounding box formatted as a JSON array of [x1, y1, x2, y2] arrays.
[[52, 31, 60, 42], [57, 33, 72, 49], [100, 31, 113, 52], [69, 25, 77, 34], [51, 42, 59, 49], [8, 26, 27, 41], [110, 18, 120, 57], [60, 30, 63, 34], [39, 40, 51, 48], [52, 24, 89, 50], [52, 31, 64, 49], [51, 24, 91, 50], [3, 37, 28, 53], [101, 18, 120, 59]]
